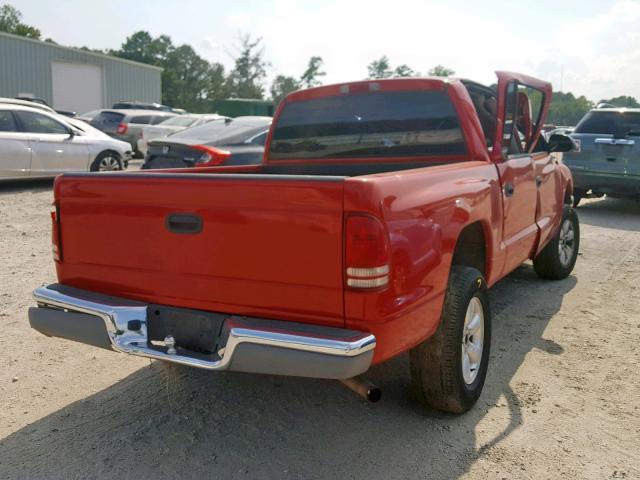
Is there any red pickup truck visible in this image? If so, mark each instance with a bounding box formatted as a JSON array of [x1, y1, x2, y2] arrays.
[[29, 71, 578, 413]]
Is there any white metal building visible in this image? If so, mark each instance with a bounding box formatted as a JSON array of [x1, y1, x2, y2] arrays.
[[0, 31, 162, 114]]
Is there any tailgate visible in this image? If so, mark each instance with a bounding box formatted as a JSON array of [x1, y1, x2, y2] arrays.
[[54, 173, 346, 327]]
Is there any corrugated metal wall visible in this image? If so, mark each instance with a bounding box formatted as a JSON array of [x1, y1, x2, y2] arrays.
[[0, 32, 162, 110]]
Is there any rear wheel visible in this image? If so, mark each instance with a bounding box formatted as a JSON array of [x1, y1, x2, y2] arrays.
[[533, 206, 580, 280], [90, 151, 122, 172], [410, 266, 491, 413]]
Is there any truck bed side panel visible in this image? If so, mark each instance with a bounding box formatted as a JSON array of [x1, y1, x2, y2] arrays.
[[343, 161, 503, 363]]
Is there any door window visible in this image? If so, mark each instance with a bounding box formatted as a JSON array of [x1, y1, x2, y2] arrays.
[[15, 111, 69, 134], [130, 115, 152, 124], [502, 83, 546, 156], [0, 110, 18, 132]]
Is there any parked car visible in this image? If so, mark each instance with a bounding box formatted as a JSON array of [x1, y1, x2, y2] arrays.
[[14, 96, 76, 117], [112, 101, 175, 112], [0, 97, 56, 114], [76, 109, 101, 123], [28, 72, 578, 414], [89, 109, 177, 157], [137, 114, 225, 157], [142, 116, 271, 169], [564, 107, 640, 205], [544, 126, 574, 141], [0, 104, 132, 180]]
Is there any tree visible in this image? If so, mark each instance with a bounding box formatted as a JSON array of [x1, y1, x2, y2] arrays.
[[0, 4, 41, 39], [598, 96, 640, 108], [428, 65, 455, 77], [204, 62, 229, 106], [270, 75, 300, 104], [161, 45, 214, 111], [112, 31, 172, 67], [225, 35, 269, 99], [393, 64, 415, 77], [300, 56, 326, 88], [367, 56, 392, 79], [546, 92, 593, 125]]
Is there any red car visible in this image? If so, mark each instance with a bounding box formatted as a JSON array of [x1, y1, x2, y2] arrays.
[[29, 71, 578, 413]]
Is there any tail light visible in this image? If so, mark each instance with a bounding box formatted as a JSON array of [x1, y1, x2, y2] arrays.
[[116, 122, 128, 134], [50, 202, 62, 262], [345, 214, 389, 289], [192, 145, 232, 166]]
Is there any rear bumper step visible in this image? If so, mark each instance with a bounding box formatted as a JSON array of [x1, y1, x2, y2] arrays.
[[30, 284, 376, 379]]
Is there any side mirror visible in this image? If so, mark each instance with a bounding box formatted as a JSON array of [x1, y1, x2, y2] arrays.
[[548, 134, 575, 153]]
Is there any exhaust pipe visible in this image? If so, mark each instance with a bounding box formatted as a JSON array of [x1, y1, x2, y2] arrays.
[[340, 375, 381, 403]]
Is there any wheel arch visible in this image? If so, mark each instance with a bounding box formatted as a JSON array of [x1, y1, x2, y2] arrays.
[[451, 221, 490, 279], [91, 150, 123, 171]]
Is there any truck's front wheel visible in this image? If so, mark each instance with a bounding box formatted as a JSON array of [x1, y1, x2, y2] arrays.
[[533, 206, 580, 280], [410, 266, 491, 413]]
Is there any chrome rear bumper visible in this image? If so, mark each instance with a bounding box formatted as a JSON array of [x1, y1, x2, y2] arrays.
[[30, 284, 376, 379]]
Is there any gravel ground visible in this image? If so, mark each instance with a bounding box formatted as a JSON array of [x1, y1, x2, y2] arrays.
[[0, 180, 639, 480]]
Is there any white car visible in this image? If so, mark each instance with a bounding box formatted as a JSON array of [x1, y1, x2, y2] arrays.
[[137, 114, 224, 157], [0, 104, 132, 180]]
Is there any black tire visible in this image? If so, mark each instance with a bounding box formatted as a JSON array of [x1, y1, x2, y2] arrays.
[[90, 151, 123, 172], [410, 266, 491, 413], [533, 206, 580, 280]]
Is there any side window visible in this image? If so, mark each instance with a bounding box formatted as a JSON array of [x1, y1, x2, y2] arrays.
[[0, 110, 18, 132], [15, 111, 69, 134], [130, 115, 152, 124], [502, 83, 545, 156]]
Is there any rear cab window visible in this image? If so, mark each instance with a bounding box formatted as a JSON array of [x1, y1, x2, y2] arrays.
[[574, 111, 640, 136], [269, 90, 466, 160]]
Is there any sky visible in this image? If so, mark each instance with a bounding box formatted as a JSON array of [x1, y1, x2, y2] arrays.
[[11, 0, 640, 101]]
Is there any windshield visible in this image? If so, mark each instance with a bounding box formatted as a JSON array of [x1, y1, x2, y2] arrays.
[[170, 118, 271, 144], [574, 111, 640, 135], [269, 90, 465, 160], [158, 116, 200, 127]]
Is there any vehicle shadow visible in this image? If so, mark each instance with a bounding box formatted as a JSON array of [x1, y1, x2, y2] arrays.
[[0, 179, 53, 196], [577, 197, 640, 232], [0, 264, 576, 480]]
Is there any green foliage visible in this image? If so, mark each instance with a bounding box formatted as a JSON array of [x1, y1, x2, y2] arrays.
[[547, 92, 593, 125], [428, 65, 455, 77], [110, 30, 229, 111], [270, 75, 301, 104], [598, 96, 640, 108], [300, 56, 326, 88], [0, 4, 41, 39], [393, 64, 415, 77], [225, 35, 268, 99], [367, 56, 392, 79]]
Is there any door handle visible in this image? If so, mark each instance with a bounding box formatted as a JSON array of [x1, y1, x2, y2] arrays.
[[165, 213, 203, 234], [536, 176, 543, 187], [504, 183, 515, 197]]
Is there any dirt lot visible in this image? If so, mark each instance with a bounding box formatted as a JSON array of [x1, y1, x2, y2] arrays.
[[0, 180, 639, 480]]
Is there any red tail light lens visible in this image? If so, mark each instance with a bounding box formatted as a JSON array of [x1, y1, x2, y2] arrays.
[[192, 145, 232, 166], [50, 202, 62, 262], [345, 214, 389, 289], [116, 122, 128, 134]]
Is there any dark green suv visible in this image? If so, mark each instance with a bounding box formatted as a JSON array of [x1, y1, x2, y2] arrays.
[[564, 108, 640, 205]]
